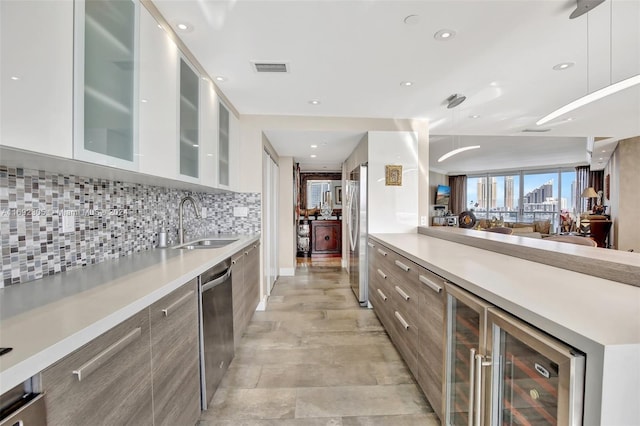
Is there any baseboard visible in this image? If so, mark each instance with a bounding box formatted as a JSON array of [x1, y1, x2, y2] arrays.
[[255, 295, 268, 311], [279, 267, 295, 276]]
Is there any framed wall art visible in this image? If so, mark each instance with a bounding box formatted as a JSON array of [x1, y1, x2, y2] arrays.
[[385, 165, 402, 186]]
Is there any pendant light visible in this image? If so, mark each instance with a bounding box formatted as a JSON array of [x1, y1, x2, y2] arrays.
[[537, 1, 640, 126], [437, 101, 481, 163]]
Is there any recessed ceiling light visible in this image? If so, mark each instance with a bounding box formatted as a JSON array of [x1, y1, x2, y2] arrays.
[[566, 117, 575, 121], [400, 81, 413, 87], [141, 99, 148, 103], [489, 81, 499, 87], [309, 100, 320, 105], [470, 115, 480, 119], [310, 154, 317, 158], [403, 15, 420, 25], [214, 76, 227, 82], [207, 153, 214, 157], [434, 29, 456, 41], [552, 62, 575, 71], [176, 22, 194, 32], [192, 144, 199, 147], [310, 145, 318, 148], [601, 150, 606, 153], [10, 76, 19, 81], [157, 24, 162, 29]]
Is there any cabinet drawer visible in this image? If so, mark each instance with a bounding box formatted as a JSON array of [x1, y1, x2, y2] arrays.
[[42, 310, 153, 426], [149, 279, 200, 426]]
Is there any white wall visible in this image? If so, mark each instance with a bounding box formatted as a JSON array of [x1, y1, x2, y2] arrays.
[[367, 131, 419, 233]]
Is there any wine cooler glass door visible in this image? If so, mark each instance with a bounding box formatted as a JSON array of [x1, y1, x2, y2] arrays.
[[445, 284, 493, 426], [486, 308, 585, 426]]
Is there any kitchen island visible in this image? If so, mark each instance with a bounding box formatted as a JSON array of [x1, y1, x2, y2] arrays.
[[370, 231, 640, 425]]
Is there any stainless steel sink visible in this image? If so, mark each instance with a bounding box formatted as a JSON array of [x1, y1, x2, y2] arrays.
[[173, 239, 238, 250]]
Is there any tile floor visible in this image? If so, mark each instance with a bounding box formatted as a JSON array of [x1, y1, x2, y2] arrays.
[[198, 263, 439, 425]]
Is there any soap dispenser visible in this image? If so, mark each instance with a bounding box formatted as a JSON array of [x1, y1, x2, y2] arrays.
[[157, 221, 168, 248]]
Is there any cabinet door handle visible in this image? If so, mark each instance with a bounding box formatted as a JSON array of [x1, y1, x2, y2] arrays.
[[244, 251, 249, 255], [394, 260, 410, 272], [394, 286, 410, 301], [419, 274, 442, 293], [394, 311, 410, 330], [377, 269, 387, 279], [376, 288, 388, 301], [367, 242, 375, 248], [377, 248, 388, 256], [162, 290, 195, 317], [72, 327, 141, 382]]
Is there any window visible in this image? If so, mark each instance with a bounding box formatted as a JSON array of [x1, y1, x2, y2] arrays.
[[467, 168, 576, 230], [306, 181, 331, 209]]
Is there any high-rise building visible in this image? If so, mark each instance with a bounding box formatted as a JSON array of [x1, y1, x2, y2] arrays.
[[505, 176, 515, 210]]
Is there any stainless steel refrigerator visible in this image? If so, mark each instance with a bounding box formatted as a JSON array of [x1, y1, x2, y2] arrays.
[[346, 164, 368, 306], [445, 283, 585, 425]]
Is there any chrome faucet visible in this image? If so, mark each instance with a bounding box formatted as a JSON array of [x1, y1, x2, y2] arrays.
[[178, 195, 202, 244]]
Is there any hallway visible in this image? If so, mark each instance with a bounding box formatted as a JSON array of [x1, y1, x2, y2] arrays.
[[198, 264, 438, 425]]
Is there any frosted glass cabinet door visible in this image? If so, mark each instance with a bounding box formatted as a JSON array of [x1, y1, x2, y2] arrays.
[[179, 58, 199, 179], [218, 102, 230, 187], [74, 0, 139, 170]]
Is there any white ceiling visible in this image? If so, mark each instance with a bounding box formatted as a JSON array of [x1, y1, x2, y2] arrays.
[[154, 0, 640, 173]]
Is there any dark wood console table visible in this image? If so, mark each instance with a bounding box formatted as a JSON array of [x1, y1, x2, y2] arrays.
[[310, 220, 342, 257]]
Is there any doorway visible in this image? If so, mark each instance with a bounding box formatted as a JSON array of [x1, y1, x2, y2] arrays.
[[295, 167, 343, 267]]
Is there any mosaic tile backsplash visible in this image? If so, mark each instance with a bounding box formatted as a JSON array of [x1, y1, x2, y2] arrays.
[[0, 165, 261, 287]]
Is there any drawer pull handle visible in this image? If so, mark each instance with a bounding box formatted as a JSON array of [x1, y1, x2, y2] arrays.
[[394, 260, 410, 272], [72, 327, 142, 381], [376, 288, 388, 301], [244, 251, 249, 256], [377, 248, 388, 256], [162, 290, 195, 317], [367, 242, 375, 248], [377, 269, 387, 279], [394, 311, 410, 330], [419, 275, 443, 293], [394, 286, 410, 301]]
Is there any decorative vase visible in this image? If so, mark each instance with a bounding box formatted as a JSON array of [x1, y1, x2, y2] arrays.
[[320, 202, 332, 220]]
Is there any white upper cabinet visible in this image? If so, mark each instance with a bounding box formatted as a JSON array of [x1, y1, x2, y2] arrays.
[[138, 5, 178, 180], [200, 81, 219, 188], [0, 0, 74, 158], [73, 0, 140, 170]]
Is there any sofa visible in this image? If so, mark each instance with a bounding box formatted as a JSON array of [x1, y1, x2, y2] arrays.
[[475, 219, 552, 239]]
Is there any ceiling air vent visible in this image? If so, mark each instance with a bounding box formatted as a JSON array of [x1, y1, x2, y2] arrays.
[[253, 62, 289, 73]]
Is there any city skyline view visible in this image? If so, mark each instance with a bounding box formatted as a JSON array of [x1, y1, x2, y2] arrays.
[[466, 170, 577, 219]]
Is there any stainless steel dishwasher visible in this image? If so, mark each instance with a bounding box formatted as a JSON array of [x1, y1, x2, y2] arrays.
[[198, 258, 234, 410]]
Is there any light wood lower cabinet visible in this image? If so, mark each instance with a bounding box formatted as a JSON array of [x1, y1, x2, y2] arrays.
[[367, 238, 446, 422], [42, 310, 154, 426], [149, 278, 200, 426], [42, 279, 202, 426], [232, 242, 261, 348]]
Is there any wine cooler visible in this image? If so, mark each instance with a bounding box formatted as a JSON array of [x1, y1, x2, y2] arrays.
[[445, 283, 585, 426]]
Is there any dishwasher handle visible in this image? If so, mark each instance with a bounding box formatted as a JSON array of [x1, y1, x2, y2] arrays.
[[201, 268, 231, 292]]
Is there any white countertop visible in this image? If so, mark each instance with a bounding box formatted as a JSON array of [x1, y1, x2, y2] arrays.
[[370, 233, 640, 350], [0, 234, 259, 394]]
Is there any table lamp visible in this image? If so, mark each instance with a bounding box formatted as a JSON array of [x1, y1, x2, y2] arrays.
[[581, 187, 598, 213]]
